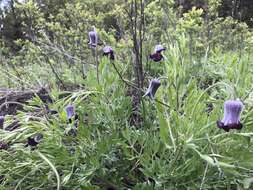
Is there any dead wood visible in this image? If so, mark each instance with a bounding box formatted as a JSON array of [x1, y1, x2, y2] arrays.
[[0, 87, 52, 116]]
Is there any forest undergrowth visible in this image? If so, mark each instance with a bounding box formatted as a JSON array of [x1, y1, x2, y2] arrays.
[[1, 0, 253, 189]]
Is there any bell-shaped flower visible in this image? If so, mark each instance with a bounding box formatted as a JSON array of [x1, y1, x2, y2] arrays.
[[103, 45, 115, 60], [65, 105, 75, 120], [65, 104, 79, 132], [88, 26, 98, 48], [27, 133, 43, 147], [150, 53, 163, 62], [0, 141, 8, 150], [217, 100, 243, 132], [150, 44, 166, 62], [154, 45, 166, 53], [143, 79, 161, 99]]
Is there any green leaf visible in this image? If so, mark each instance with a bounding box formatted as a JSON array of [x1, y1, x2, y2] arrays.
[[242, 177, 253, 189], [199, 154, 216, 166], [156, 101, 175, 151]]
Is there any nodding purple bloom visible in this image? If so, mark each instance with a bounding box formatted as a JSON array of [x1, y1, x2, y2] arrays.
[[0, 116, 4, 129], [103, 46, 115, 60], [65, 105, 75, 120], [150, 45, 166, 62], [154, 45, 166, 53], [143, 79, 161, 99], [0, 141, 8, 150], [217, 100, 243, 132], [27, 133, 43, 147], [150, 53, 163, 62], [88, 26, 98, 48]]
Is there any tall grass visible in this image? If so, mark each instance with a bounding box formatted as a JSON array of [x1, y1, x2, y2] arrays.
[[0, 34, 253, 189]]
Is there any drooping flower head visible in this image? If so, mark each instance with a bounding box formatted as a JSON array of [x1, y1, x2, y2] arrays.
[[150, 44, 166, 62], [149, 53, 163, 62], [0, 116, 4, 129], [88, 26, 98, 48], [0, 141, 8, 150], [103, 45, 115, 60], [27, 133, 43, 147], [154, 44, 166, 53], [217, 100, 243, 132], [143, 79, 161, 99], [65, 105, 75, 120]]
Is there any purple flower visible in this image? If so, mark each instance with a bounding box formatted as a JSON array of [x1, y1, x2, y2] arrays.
[[65, 105, 75, 120], [149, 45, 166, 62], [88, 26, 98, 48], [0, 141, 8, 150], [154, 45, 166, 53], [0, 116, 4, 129], [103, 45, 115, 60], [150, 53, 164, 62], [27, 133, 43, 147], [103, 46, 113, 54], [217, 100, 243, 132], [143, 79, 161, 99]]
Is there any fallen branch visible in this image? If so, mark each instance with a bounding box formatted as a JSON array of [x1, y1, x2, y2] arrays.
[[0, 87, 52, 116]]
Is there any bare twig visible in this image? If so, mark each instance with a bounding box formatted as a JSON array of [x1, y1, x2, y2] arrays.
[[42, 52, 66, 89]]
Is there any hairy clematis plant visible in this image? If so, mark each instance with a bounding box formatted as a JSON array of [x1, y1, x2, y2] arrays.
[[103, 45, 115, 60], [217, 100, 243, 132], [143, 79, 161, 99], [65, 105, 75, 122], [150, 45, 166, 62], [65, 105, 79, 136], [155, 44, 166, 53], [0, 141, 8, 150], [27, 133, 43, 147], [88, 26, 98, 48]]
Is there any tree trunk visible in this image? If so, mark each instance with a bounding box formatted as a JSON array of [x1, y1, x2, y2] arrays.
[[128, 0, 145, 126]]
